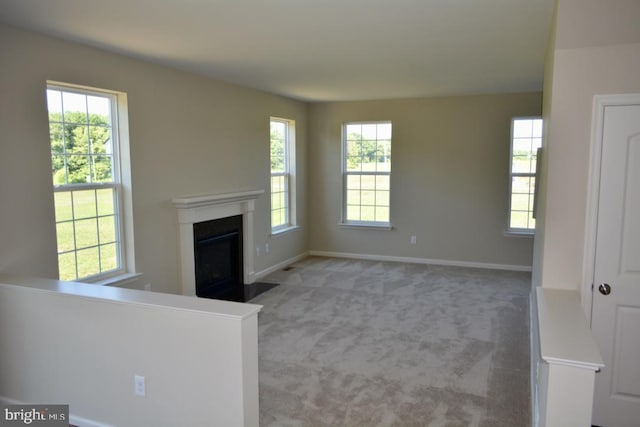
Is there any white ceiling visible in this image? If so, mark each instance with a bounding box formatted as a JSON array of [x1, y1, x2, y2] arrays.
[[0, 0, 554, 102]]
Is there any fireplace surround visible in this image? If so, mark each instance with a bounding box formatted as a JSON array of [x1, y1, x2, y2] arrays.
[[172, 190, 263, 297]]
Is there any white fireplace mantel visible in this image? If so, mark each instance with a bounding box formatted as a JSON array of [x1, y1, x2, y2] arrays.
[[172, 190, 264, 296]]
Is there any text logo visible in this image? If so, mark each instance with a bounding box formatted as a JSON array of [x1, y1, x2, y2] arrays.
[[2, 405, 68, 426]]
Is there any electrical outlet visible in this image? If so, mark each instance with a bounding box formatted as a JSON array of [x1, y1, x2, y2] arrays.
[[410, 235, 417, 244], [265, 243, 270, 253], [143, 283, 151, 291], [256, 246, 261, 257], [134, 375, 146, 397]]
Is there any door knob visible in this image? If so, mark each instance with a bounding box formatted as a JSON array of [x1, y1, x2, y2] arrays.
[[598, 283, 612, 295]]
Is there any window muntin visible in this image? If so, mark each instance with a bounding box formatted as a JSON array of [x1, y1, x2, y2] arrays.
[[270, 118, 295, 232], [342, 122, 392, 226], [508, 117, 542, 232], [47, 84, 124, 281]]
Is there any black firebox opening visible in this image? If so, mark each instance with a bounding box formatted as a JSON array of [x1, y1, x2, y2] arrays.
[[193, 215, 244, 301]]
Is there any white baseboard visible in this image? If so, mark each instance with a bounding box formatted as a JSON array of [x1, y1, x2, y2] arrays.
[[254, 252, 309, 280], [0, 396, 111, 427], [308, 250, 532, 272]]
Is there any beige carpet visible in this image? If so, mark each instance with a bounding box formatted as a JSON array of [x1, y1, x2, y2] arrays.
[[254, 256, 531, 426]]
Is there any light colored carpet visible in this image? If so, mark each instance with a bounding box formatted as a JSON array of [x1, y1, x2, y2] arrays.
[[254, 256, 531, 427]]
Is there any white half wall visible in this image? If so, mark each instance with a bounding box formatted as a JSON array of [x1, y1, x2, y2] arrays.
[[0, 276, 261, 427]]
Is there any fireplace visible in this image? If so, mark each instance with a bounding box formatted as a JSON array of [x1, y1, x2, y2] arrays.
[[193, 215, 243, 300], [172, 190, 264, 297]]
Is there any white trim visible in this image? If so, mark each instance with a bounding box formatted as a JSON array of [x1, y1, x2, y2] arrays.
[[508, 116, 542, 233], [91, 272, 143, 287], [536, 288, 604, 371], [308, 250, 532, 272], [270, 117, 296, 232], [269, 225, 300, 236], [338, 222, 393, 231], [47, 82, 136, 282], [254, 251, 309, 280], [582, 93, 640, 319], [341, 121, 393, 226]]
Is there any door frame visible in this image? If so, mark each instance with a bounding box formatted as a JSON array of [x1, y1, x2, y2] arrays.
[[582, 93, 640, 322]]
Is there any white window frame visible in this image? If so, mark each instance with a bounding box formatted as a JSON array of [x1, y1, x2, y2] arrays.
[[270, 117, 296, 234], [341, 121, 392, 229], [507, 116, 542, 235], [47, 81, 135, 283]]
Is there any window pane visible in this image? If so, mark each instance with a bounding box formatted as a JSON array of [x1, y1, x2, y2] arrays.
[[377, 190, 390, 206], [49, 123, 64, 154], [513, 119, 532, 138], [62, 92, 87, 123], [47, 89, 63, 115], [532, 119, 543, 137], [58, 252, 77, 281], [56, 222, 75, 252], [510, 211, 530, 229], [75, 218, 98, 249], [54, 192, 73, 222], [65, 155, 91, 184], [346, 124, 361, 140], [376, 175, 390, 190], [347, 205, 361, 221], [378, 123, 392, 140], [375, 207, 389, 222], [87, 95, 110, 118], [512, 176, 535, 194], [99, 216, 116, 243], [347, 140, 361, 158], [92, 155, 114, 182], [361, 144, 376, 171], [512, 155, 533, 173], [361, 190, 375, 205], [361, 206, 376, 221], [346, 174, 361, 190], [377, 140, 391, 172], [361, 175, 376, 190], [100, 243, 118, 271], [73, 190, 97, 219], [347, 190, 361, 205], [97, 189, 115, 216], [362, 124, 377, 140], [76, 247, 100, 278], [513, 138, 532, 154]]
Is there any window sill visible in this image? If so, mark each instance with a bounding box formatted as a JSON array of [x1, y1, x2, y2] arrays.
[[504, 230, 535, 238], [88, 272, 144, 287], [270, 225, 300, 236], [339, 222, 394, 231]]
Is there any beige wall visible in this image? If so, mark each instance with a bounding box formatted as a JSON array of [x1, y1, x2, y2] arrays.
[[308, 93, 541, 268], [0, 24, 308, 293], [534, 0, 640, 292]]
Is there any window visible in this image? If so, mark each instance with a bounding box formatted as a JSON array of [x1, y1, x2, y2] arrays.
[[508, 117, 542, 233], [47, 83, 132, 281], [342, 122, 392, 227], [270, 118, 295, 232]]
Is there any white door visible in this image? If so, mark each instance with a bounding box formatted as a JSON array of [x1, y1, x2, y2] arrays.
[[591, 99, 640, 427]]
